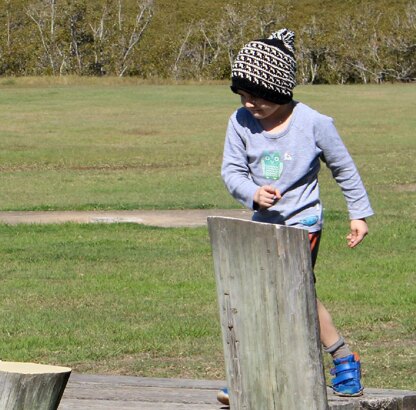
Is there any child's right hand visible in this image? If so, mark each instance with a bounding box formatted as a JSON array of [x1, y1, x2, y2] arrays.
[[254, 185, 281, 209]]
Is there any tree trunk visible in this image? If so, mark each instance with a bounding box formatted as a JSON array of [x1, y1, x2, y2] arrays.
[[0, 361, 71, 410]]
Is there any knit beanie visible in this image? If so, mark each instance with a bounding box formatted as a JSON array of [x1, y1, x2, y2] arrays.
[[231, 28, 296, 104]]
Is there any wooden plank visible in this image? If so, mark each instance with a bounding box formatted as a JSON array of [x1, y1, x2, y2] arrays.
[[62, 374, 222, 407], [59, 399, 220, 410], [208, 217, 327, 410], [63, 384, 219, 403], [328, 388, 416, 409], [66, 374, 224, 389], [60, 374, 224, 409], [59, 374, 416, 409]]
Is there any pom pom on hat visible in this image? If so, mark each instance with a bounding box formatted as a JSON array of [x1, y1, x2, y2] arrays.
[[231, 28, 297, 104], [268, 28, 295, 53]]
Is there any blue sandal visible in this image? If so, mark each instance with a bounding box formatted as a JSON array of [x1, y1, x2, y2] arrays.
[[331, 352, 364, 396], [217, 387, 230, 405]]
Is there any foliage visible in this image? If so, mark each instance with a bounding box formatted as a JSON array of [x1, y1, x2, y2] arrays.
[[0, 0, 415, 82]]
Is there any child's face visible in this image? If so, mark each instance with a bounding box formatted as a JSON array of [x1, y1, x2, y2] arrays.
[[237, 90, 283, 120]]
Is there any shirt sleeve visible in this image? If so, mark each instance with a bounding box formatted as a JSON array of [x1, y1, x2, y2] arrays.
[[316, 117, 374, 220], [221, 117, 259, 209]]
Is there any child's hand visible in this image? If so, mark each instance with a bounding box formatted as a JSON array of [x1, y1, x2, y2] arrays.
[[254, 185, 281, 209], [347, 219, 368, 248]]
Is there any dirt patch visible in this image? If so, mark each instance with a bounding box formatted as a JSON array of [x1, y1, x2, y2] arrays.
[[124, 128, 159, 136], [393, 183, 416, 192], [0, 209, 252, 228]]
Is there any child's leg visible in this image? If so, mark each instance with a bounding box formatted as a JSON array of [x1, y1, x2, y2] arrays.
[[310, 232, 363, 396], [318, 298, 363, 396], [316, 299, 352, 359], [309, 232, 352, 359]]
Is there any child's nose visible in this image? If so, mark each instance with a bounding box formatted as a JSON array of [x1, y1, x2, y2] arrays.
[[244, 100, 256, 108]]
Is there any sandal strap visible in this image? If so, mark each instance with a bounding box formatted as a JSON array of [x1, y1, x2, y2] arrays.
[[333, 361, 360, 373], [332, 371, 359, 386]]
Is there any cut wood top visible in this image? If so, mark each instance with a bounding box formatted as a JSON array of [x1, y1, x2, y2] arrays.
[[0, 361, 71, 374]]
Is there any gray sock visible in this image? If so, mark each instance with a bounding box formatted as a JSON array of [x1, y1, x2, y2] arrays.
[[324, 337, 352, 360]]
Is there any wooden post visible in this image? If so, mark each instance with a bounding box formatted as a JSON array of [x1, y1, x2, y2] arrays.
[[0, 361, 71, 410], [208, 217, 328, 410]]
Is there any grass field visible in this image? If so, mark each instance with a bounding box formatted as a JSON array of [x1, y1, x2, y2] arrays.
[[0, 78, 415, 390], [0, 78, 415, 214]]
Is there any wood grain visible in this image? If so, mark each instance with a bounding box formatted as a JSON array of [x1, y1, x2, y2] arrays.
[[208, 217, 327, 410]]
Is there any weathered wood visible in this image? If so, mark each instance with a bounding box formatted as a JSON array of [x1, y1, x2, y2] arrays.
[[61, 374, 225, 409], [60, 399, 220, 409], [59, 373, 416, 409], [208, 217, 327, 410], [327, 388, 416, 410], [0, 361, 71, 410]]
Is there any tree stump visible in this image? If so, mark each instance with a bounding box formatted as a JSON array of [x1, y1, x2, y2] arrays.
[[208, 217, 328, 410], [0, 361, 71, 410]]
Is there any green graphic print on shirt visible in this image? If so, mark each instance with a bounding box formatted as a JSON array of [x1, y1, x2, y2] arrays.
[[261, 151, 283, 180]]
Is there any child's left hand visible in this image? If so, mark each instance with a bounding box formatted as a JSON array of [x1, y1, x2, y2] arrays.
[[347, 219, 368, 248]]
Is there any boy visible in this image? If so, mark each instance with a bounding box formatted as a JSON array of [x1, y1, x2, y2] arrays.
[[217, 29, 374, 406]]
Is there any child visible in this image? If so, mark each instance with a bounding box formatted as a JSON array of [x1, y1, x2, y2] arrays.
[[217, 28, 374, 406]]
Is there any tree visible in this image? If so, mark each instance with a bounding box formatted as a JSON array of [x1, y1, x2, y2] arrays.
[[0, 0, 35, 75], [113, 0, 154, 76], [26, 0, 61, 75], [171, 1, 292, 81], [297, 17, 330, 84], [384, 1, 416, 81], [86, 0, 154, 76]]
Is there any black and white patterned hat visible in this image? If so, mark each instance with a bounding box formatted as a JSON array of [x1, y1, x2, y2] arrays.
[[231, 29, 296, 104]]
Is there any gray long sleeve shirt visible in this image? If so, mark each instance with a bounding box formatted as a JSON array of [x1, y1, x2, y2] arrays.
[[221, 102, 374, 232]]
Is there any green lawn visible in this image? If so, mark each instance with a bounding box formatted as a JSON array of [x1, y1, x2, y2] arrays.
[[0, 78, 236, 211], [0, 217, 414, 389], [0, 223, 224, 379], [0, 79, 415, 390], [1, 79, 414, 215]]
